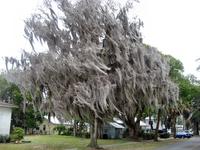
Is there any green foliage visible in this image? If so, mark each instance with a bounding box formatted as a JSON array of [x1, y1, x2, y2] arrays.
[[166, 55, 200, 100], [53, 125, 66, 135], [83, 132, 90, 138], [4, 84, 25, 128], [0, 75, 42, 131], [24, 105, 43, 130], [63, 128, 74, 136], [53, 124, 89, 137], [166, 55, 200, 134], [159, 132, 170, 138], [0, 135, 10, 143], [1, 83, 23, 104], [0, 75, 10, 97], [191, 95, 200, 123], [142, 132, 155, 140], [165, 55, 184, 81], [166, 55, 200, 106], [75, 121, 89, 137], [11, 127, 25, 141]]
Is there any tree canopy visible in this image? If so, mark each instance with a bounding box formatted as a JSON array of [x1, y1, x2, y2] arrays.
[[5, 0, 179, 147]]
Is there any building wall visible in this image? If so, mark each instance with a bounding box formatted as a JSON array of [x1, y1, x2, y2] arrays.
[[103, 124, 123, 139], [0, 107, 12, 136]]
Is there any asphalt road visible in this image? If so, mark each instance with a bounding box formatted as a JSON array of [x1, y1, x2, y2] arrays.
[[156, 137, 200, 150]]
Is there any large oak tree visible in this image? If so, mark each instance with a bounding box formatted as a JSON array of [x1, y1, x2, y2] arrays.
[[6, 0, 179, 147]]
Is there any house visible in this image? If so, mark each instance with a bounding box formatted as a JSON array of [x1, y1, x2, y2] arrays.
[[39, 118, 58, 135], [103, 122, 125, 139], [102, 118, 149, 139], [0, 101, 17, 136], [144, 117, 164, 130], [39, 116, 73, 134]]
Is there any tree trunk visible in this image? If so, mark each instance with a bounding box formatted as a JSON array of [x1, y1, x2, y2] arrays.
[[97, 122, 103, 139], [149, 115, 153, 130], [73, 120, 77, 137], [154, 108, 161, 141], [195, 122, 199, 135], [185, 120, 190, 130], [126, 119, 141, 140], [172, 116, 177, 138], [88, 117, 99, 148], [48, 124, 51, 135], [123, 107, 143, 140], [133, 121, 140, 139]]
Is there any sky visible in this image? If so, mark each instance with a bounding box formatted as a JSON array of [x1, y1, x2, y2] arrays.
[[136, 0, 200, 78], [0, 0, 41, 69], [0, 0, 200, 78]]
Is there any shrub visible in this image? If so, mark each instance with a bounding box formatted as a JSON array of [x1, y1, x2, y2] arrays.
[[159, 132, 170, 138], [139, 130, 145, 138], [11, 127, 25, 142], [83, 132, 90, 138], [142, 132, 155, 140], [62, 127, 73, 136], [0, 135, 10, 143], [53, 125, 66, 135]]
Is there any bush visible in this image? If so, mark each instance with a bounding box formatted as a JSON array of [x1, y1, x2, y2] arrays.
[[0, 135, 10, 143], [11, 127, 25, 142], [62, 127, 73, 136], [139, 130, 145, 138], [53, 125, 66, 135], [142, 132, 155, 140], [84, 132, 90, 138], [159, 132, 170, 138]]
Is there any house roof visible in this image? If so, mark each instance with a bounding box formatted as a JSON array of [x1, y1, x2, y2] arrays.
[[109, 122, 125, 129], [113, 118, 123, 124], [112, 118, 148, 127], [0, 101, 17, 108], [44, 116, 72, 125]]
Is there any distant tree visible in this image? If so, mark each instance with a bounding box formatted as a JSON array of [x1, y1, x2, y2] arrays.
[[164, 55, 186, 138], [165, 55, 184, 81], [0, 75, 10, 102], [166, 55, 200, 136], [0, 75, 42, 133]]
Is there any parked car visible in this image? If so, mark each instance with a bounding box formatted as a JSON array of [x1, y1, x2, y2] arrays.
[[175, 131, 192, 138], [184, 130, 193, 136]]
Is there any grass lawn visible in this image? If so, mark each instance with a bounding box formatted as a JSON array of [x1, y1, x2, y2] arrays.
[[0, 135, 184, 150]]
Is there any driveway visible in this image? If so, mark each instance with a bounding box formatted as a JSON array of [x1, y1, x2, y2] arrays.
[[156, 137, 200, 150]]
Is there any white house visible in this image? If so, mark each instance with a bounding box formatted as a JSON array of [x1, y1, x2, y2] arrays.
[[144, 117, 165, 130], [0, 102, 16, 136]]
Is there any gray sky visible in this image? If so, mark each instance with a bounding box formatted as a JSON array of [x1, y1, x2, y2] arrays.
[[0, 0, 200, 78], [0, 0, 41, 70], [136, 0, 200, 78]]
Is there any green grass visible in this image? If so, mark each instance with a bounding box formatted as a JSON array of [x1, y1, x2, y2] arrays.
[[0, 135, 185, 150]]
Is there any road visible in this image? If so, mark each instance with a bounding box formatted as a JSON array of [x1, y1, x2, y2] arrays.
[[156, 137, 200, 150]]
